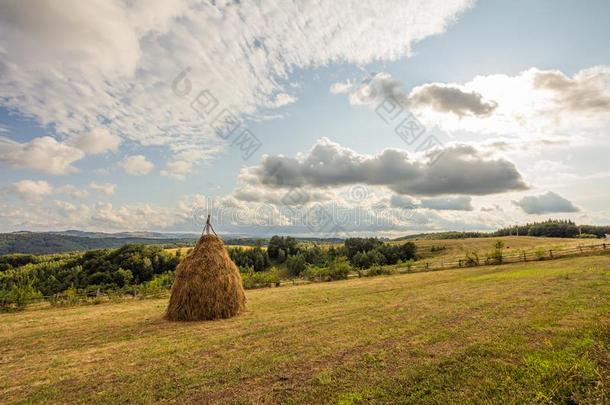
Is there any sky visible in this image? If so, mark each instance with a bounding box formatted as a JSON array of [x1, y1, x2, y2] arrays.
[[0, 0, 609, 237]]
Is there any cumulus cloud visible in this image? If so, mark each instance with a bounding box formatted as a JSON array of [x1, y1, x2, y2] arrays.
[[268, 93, 298, 108], [410, 66, 610, 138], [420, 196, 473, 211], [408, 83, 497, 117], [347, 73, 409, 107], [89, 181, 117, 196], [0, 136, 84, 174], [5, 180, 93, 201], [329, 80, 354, 94], [239, 138, 527, 198], [7, 180, 54, 202], [0, 0, 471, 168], [120, 155, 154, 175], [512, 192, 579, 214], [57, 185, 88, 199], [532, 67, 610, 113], [68, 127, 121, 155], [161, 160, 192, 181]]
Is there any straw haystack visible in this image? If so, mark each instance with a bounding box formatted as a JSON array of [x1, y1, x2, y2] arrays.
[[166, 232, 246, 321]]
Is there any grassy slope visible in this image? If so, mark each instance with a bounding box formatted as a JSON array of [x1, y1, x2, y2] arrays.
[[411, 236, 589, 264], [1, 255, 609, 404]]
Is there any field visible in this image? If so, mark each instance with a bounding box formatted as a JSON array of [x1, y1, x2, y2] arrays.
[[1, 254, 609, 403], [411, 235, 588, 262]]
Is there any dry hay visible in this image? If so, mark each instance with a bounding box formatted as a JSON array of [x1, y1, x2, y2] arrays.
[[166, 234, 246, 321]]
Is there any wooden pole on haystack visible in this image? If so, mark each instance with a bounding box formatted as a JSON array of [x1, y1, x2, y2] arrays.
[[202, 214, 218, 236]]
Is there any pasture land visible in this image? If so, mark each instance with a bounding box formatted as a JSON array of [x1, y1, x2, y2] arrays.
[[1, 254, 609, 403], [410, 235, 590, 263]]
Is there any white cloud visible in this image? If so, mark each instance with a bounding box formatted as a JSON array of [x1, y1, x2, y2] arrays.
[[160, 160, 192, 181], [120, 155, 154, 175], [0, 136, 84, 174], [348, 73, 409, 107], [329, 80, 354, 94], [0, 0, 472, 167], [69, 127, 121, 155], [89, 181, 117, 196], [410, 66, 610, 139], [7, 180, 53, 202], [57, 185, 88, 199], [6, 180, 93, 201], [268, 93, 298, 108]]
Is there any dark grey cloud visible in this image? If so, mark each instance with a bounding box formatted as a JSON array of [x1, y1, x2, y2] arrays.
[[420, 196, 473, 211], [408, 83, 498, 117], [512, 192, 579, 214], [532, 69, 610, 113], [243, 138, 527, 197]]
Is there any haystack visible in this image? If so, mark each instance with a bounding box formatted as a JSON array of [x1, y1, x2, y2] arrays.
[[166, 218, 246, 321]]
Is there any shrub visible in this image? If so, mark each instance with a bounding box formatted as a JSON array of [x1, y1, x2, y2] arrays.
[[302, 257, 351, 282], [464, 250, 480, 266], [327, 257, 351, 280], [285, 253, 306, 277], [535, 247, 546, 260], [137, 272, 174, 297], [241, 268, 280, 289], [488, 241, 505, 264], [365, 265, 397, 277], [0, 278, 43, 311]]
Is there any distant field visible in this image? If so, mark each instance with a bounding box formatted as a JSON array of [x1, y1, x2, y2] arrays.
[[409, 236, 590, 264], [166, 236, 592, 260], [1, 254, 608, 403], [166, 244, 258, 256]]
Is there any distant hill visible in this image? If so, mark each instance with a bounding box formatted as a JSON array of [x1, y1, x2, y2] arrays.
[[0, 231, 347, 255], [0, 232, 198, 255]]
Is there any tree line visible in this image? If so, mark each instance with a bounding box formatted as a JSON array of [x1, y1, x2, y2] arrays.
[[229, 236, 417, 277], [0, 237, 417, 310], [494, 220, 610, 238]]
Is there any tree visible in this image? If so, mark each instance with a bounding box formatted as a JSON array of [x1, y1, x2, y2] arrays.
[[285, 253, 306, 277]]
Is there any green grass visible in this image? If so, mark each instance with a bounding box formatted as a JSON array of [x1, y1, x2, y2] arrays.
[[1, 255, 609, 404]]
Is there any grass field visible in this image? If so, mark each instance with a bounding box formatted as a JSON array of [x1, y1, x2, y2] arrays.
[[410, 236, 589, 263], [1, 255, 609, 403]]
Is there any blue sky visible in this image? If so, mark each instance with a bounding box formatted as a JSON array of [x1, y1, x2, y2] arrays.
[[0, 0, 609, 235]]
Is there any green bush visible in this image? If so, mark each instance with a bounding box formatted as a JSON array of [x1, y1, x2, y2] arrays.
[[302, 257, 351, 282], [0, 278, 43, 311], [137, 272, 174, 297], [488, 241, 505, 264], [463, 250, 480, 266], [241, 268, 280, 289], [365, 265, 397, 277], [285, 253, 306, 277]]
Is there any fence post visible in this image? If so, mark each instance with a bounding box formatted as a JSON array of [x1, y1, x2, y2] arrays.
[[425, 262, 429, 270], [549, 249, 553, 259], [604, 243, 607, 250], [523, 252, 526, 262]]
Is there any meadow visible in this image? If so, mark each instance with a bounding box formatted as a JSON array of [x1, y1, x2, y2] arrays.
[[411, 236, 590, 264], [1, 254, 608, 403]]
